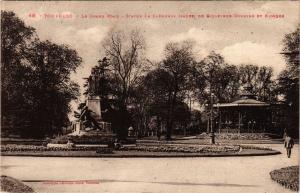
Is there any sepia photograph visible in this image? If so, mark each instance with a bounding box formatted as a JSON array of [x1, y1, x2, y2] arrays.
[[1, 1, 299, 193]]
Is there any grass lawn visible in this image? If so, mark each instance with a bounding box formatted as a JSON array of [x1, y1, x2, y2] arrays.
[[1, 175, 35, 193], [270, 166, 299, 192]]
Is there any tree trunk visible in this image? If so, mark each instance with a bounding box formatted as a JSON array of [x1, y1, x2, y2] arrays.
[[166, 89, 177, 140]]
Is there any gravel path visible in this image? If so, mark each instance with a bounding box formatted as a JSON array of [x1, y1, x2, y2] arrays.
[[1, 144, 298, 193]]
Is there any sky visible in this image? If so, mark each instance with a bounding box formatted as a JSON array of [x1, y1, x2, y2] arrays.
[[2, 1, 299, 112]]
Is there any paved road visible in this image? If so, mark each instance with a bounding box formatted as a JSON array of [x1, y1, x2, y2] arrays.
[[1, 144, 298, 193]]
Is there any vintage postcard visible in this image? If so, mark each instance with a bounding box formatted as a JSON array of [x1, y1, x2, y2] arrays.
[[1, 1, 299, 193]]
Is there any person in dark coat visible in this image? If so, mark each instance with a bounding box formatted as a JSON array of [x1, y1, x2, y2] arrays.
[[284, 133, 294, 158]]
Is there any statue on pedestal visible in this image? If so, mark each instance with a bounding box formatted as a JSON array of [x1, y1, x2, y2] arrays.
[[73, 57, 112, 133]]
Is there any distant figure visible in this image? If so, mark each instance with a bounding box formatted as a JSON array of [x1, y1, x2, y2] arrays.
[[128, 126, 134, 137], [284, 133, 294, 158], [283, 128, 287, 139], [66, 139, 75, 148], [114, 138, 121, 150]]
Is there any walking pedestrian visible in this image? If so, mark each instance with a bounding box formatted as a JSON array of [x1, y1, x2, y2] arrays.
[[284, 132, 294, 158]]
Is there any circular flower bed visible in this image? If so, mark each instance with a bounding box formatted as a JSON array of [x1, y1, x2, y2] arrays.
[[2, 144, 277, 156], [120, 144, 240, 153], [270, 166, 299, 192]]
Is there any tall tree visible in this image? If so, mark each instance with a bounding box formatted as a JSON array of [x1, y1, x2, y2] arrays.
[[27, 40, 81, 136], [102, 29, 146, 105], [99, 29, 147, 138], [1, 11, 37, 135], [205, 64, 241, 103], [1, 11, 82, 137], [277, 25, 299, 136], [239, 64, 275, 101], [216, 64, 240, 102], [132, 68, 192, 138], [193, 51, 227, 136], [142, 68, 174, 130], [161, 41, 195, 139]]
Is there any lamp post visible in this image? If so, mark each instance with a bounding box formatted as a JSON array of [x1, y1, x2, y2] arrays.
[[209, 82, 215, 144]]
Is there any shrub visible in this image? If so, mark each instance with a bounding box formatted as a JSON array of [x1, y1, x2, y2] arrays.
[[50, 134, 116, 145], [270, 166, 299, 192], [240, 145, 274, 151], [119, 137, 136, 144], [197, 133, 271, 140], [95, 147, 113, 154], [50, 135, 70, 144], [1, 175, 35, 193], [120, 144, 240, 153], [0, 144, 113, 153]]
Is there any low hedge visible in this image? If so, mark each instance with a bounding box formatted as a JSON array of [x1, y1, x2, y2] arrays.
[[50, 134, 116, 145], [270, 166, 299, 192], [240, 145, 274, 151], [95, 147, 113, 154], [0, 144, 113, 153], [197, 133, 271, 140], [119, 137, 137, 144], [0, 144, 239, 154], [120, 144, 240, 153]]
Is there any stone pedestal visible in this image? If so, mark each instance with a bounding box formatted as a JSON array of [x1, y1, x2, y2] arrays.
[[86, 96, 102, 120]]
